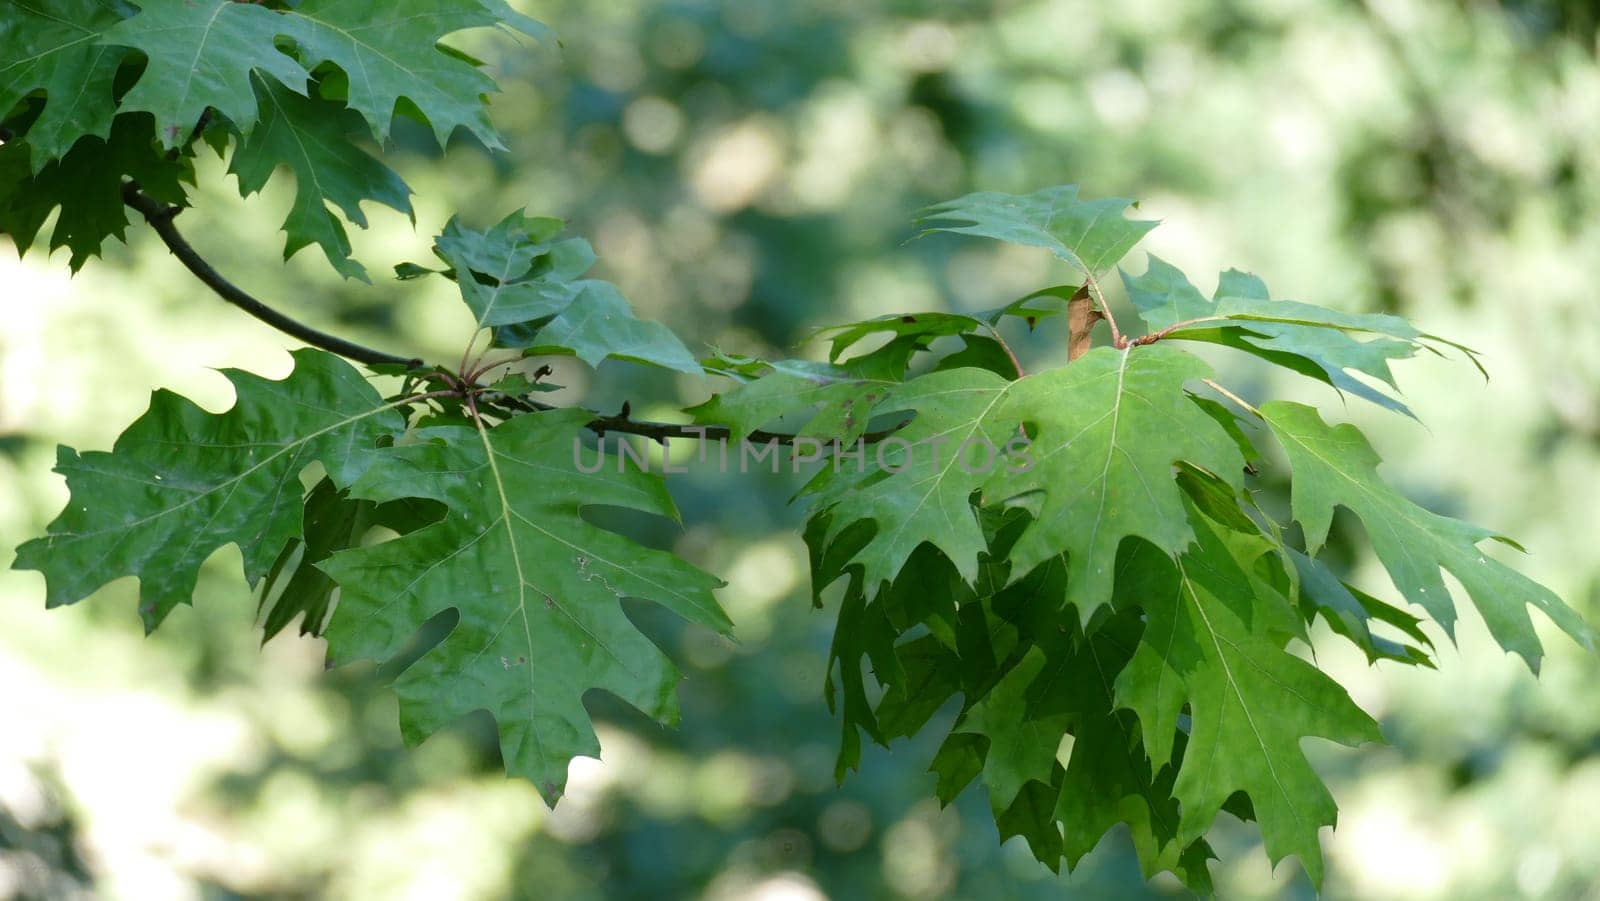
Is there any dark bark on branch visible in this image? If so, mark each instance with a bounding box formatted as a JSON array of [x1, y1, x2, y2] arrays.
[[121, 184, 423, 370], [123, 183, 902, 446], [492, 394, 904, 446]]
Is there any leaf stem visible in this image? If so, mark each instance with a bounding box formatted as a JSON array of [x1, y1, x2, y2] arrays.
[[1081, 270, 1128, 349], [983, 323, 1026, 378], [122, 184, 423, 370], [1203, 378, 1261, 418]]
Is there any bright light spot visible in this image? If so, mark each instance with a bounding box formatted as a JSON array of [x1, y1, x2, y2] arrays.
[[882, 801, 956, 896], [901, 22, 956, 71], [623, 96, 686, 154], [586, 40, 645, 93], [1087, 69, 1151, 131], [1516, 848, 1560, 897], [723, 539, 802, 641], [744, 872, 827, 901], [1338, 801, 1449, 896], [818, 799, 873, 852], [689, 118, 786, 213], [789, 86, 878, 211]]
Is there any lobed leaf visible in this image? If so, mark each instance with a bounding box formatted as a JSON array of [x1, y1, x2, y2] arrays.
[[317, 409, 730, 801], [230, 78, 413, 281], [1114, 517, 1383, 887], [810, 344, 1245, 623], [11, 350, 409, 630], [1124, 257, 1431, 416], [103, 0, 544, 149], [917, 185, 1159, 276], [691, 354, 900, 443], [1263, 401, 1597, 670], [412, 212, 701, 373], [104, 0, 315, 148], [0, 0, 133, 170], [0, 112, 191, 270]]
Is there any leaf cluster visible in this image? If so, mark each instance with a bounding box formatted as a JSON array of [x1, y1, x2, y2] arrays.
[[4, 4, 1594, 891], [0, 0, 545, 277]]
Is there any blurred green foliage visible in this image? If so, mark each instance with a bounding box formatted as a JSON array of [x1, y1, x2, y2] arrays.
[[3, 0, 1600, 897]]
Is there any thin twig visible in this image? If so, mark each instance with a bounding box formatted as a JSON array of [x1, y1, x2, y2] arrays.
[[121, 183, 423, 370], [488, 393, 905, 446], [463, 353, 524, 385], [124, 183, 904, 447], [457, 330, 484, 382], [1132, 315, 1227, 346]]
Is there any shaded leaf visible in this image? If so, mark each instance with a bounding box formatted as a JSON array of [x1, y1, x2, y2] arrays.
[[0, 0, 132, 170], [229, 78, 412, 281], [318, 409, 729, 800], [690, 354, 897, 443], [1114, 518, 1383, 887], [0, 112, 190, 269], [11, 350, 409, 630]]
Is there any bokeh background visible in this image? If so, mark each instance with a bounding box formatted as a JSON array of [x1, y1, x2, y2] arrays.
[[4, 0, 1600, 897]]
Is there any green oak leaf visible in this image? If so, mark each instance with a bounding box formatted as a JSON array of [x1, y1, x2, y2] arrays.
[[257, 478, 370, 641], [917, 185, 1159, 276], [229, 78, 413, 282], [805, 365, 1016, 592], [279, 0, 546, 149], [1123, 257, 1448, 417], [103, 0, 543, 149], [1046, 606, 1218, 886], [104, 0, 314, 147], [1114, 520, 1384, 888], [410, 213, 698, 373], [802, 290, 1074, 370], [690, 355, 899, 443], [0, 0, 132, 170], [256, 481, 444, 641], [0, 112, 190, 269], [317, 409, 730, 800], [810, 345, 1244, 622], [1290, 549, 1435, 667], [996, 778, 1066, 870], [826, 520, 1216, 887], [431, 211, 595, 328], [987, 345, 1245, 617], [11, 349, 409, 630], [975, 284, 1081, 328], [809, 311, 986, 362], [958, 647, 1068, 811], [1263, 401, 1597, 670], [511, 281, 703, 374]]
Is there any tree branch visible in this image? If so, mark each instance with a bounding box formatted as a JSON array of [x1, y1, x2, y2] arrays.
[[121, 184, 423, 370], [490, 393, 904, 446], [123, 183, 901, 447]]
